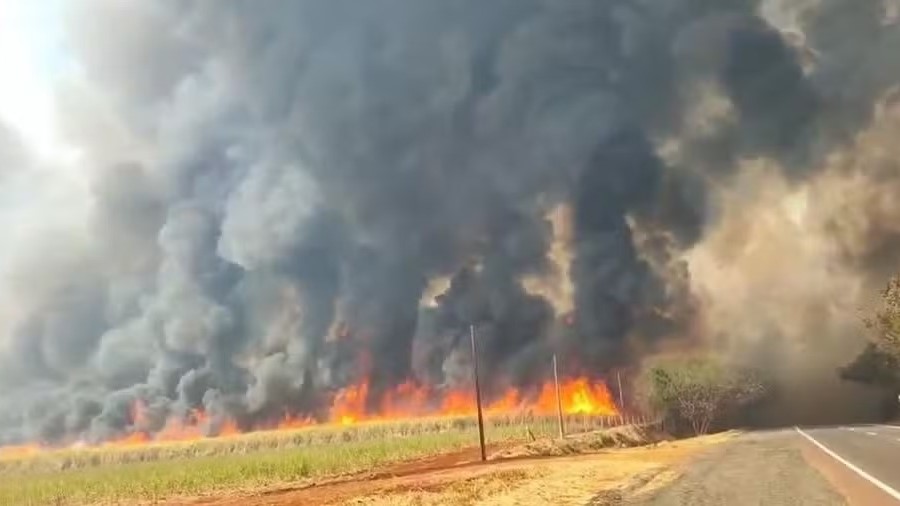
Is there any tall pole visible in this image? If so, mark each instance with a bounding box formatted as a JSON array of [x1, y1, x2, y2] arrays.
[[470, 325, 487, 462], [616, 370, 625, 413], [553, 354, 565, 439]]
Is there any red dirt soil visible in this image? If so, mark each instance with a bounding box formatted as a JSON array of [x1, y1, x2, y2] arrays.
[[178, 444, 516, 506]]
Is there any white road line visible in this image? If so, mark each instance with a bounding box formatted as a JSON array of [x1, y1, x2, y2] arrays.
[[794, 427, 900, 502], [877, 425, 900, 430], [854, 429, 900, 446]]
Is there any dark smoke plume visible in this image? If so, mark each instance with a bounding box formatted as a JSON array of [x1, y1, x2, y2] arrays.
[[1, 0, 900, 444]]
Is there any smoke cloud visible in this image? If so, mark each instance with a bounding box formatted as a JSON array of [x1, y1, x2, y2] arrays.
[[1, 0, 900, 444]]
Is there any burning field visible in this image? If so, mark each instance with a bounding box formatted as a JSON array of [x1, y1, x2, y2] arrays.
[[3, 0, 900, 503], [0, 412, 629, 505], [0, 375, 623, 504], [0, 376, 618, 456], [6, 0, 900, 454]]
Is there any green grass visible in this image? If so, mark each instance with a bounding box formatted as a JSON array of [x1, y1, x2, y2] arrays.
[[0, 414, 625, 505]]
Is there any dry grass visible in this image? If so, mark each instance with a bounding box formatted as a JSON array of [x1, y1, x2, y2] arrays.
[[343, 430, 737, 506], [491, 424, 664, 460], [344, 470, 538, 506]]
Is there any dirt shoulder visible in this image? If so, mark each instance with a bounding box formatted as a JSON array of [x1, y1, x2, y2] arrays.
[[625, 430, 847, 506], [346, 432, 732, 506], [178, 428, 729, 506]]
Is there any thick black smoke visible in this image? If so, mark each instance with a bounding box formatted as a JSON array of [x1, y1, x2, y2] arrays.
[[1, 0, 898, 444]]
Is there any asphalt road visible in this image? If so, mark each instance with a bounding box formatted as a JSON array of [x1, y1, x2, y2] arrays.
[[623, 425, 900, 506], [799, 425, 900, 502]]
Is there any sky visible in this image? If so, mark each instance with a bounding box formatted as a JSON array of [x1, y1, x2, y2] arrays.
[[0, 0, 89, 278], [0, 0, 69, 158]]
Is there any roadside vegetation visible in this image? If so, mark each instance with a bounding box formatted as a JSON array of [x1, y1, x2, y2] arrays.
[[842, 274, 900, 391], [637, 355, 766, 435], [0, 413, 627, 505]]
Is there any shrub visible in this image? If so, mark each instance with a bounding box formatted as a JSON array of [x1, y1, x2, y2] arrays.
[[637, 355, 765, 435]]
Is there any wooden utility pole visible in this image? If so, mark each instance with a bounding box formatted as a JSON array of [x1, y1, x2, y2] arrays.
[[470, 325, 487, 462], [553, 354, 565, 438], [616, 370, 625, 412]]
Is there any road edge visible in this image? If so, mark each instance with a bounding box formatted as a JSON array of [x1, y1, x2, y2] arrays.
[[794, 426, 900, 502]]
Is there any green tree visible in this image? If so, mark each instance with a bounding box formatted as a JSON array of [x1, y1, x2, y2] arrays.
[[863, 276, 900, 360], [638, 355, 765, 436], [842, 275, 900, 390]]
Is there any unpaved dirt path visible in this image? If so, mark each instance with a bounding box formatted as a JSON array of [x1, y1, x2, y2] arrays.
[[340, 435, 730, 506], [177, 433, 716, 506], [621, 430, 847, 506], [179, 444, 519, 506]]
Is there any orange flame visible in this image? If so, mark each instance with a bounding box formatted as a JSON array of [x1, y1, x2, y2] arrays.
[[535, 377, 618, 416], [0, 444, 42, 459], [324, 376, 616, 425], [1, 376, 619, 455], [330, 380, 370, 425], [109, 431, 151, 447], [219, 418, 241, 437]]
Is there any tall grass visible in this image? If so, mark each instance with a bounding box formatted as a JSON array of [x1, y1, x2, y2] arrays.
[[0, 414, 626, 505]]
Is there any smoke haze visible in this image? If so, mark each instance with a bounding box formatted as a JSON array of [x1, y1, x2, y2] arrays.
[[1, 0, 900, 444]]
